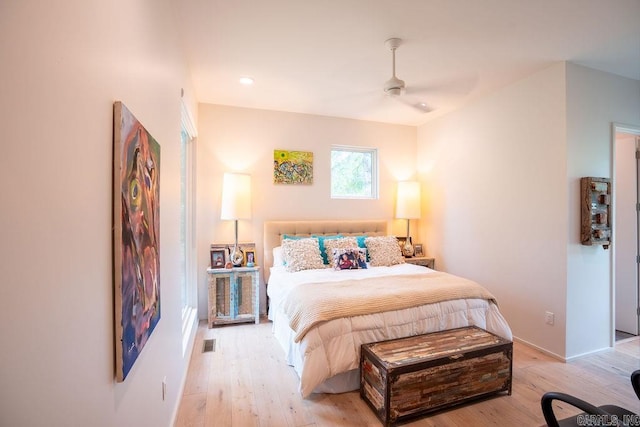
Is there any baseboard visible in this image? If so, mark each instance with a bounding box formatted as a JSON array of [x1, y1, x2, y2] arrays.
[[171, 310, 199, 426], [513, 336, 611, 362], [564, 346, 611, 362], [512, 336, 566, 361]]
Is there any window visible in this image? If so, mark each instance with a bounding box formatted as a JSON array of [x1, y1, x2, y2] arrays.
[[179, 127, 193, 309], [331, 146, 378, 199], [180, 101, 197, 355]]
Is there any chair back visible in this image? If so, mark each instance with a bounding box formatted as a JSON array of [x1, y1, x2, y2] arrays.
[[631, 370, 640, 400]]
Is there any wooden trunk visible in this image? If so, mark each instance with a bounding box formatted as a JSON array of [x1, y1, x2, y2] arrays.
[[360, 326, 512, 426]]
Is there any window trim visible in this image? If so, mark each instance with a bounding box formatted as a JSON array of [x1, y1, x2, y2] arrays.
[[180, 100, 198, 356]]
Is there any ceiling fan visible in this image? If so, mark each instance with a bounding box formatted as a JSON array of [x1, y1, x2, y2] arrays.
[[383, 38, 433, 113]]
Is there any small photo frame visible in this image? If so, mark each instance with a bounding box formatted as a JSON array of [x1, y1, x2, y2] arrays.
[[244, 249, 256, 267], [414, 243, 424, 257], [210, 247, 226, 269]]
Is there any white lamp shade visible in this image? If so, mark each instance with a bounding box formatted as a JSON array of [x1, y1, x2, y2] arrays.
[[220, 173, 252, 220], [395, 181, 421, 219]]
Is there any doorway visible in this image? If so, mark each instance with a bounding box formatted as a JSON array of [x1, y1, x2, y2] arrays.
[[613, 123, 640, 340]]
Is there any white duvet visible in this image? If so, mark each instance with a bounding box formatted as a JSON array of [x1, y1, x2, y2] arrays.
[[267, 263, 512, 397]]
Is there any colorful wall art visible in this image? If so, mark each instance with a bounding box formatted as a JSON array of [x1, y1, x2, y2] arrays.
[[113, 101, 161, 382], [273, 150, 313, 184]]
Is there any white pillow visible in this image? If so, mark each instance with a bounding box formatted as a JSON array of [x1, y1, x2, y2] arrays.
[[281, 238, 326, 272], [272, 246, 284, 266], [365, 236, 405, 267]]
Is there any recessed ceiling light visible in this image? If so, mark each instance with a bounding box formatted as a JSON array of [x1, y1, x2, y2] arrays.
[[239, 77, 254, 85]]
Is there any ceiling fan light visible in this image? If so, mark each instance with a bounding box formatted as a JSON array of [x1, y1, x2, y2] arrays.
[[384, 76, 405, 96], [385, 87, 403, 96], [415, 102, 433, 113]]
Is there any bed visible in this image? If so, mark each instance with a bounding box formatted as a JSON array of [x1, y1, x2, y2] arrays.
[[263, 220, 512, 398]]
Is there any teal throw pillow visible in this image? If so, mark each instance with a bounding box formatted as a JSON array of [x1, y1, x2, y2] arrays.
[[311, 234, 343, 264]]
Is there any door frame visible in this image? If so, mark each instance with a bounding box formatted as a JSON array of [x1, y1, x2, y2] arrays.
[[611, 122, 640, 345]]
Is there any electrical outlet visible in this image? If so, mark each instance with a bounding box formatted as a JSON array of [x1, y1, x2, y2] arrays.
[[162, 376, 167, 401], [545, 311, 555, 325]]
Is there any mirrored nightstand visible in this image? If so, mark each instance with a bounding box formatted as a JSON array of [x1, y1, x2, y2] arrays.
[[207, 266, 260, 327], [404, 257, 435, 269]]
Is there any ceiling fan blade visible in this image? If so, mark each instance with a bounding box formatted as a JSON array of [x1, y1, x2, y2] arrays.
[[392, 96, 434, 114], [405, 74, 479, 98]]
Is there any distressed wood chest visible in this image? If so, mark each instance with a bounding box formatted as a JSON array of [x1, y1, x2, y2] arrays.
[[360, 326, 512, 426]]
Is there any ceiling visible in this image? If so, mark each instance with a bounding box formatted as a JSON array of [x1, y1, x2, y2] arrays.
[[173, 0, 640, 126]]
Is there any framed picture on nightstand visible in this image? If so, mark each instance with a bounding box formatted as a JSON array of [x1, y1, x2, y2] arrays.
[[244, 249, 256, 267], [414, 243, 424, 257], [210, 248, 226, 269], [210, 244, 228, 269]]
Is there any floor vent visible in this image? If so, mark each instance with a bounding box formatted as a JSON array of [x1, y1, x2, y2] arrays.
[[202, 339, 216, 353]]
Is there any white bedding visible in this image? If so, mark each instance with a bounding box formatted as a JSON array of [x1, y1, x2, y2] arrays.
[[267, 263, 513, 397]]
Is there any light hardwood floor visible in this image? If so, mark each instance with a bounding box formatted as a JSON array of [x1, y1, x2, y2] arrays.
[[175, 320, 640, 426]]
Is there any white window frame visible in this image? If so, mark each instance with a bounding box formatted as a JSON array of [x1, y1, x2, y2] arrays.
[[330, 145, 379, 199], [180, 100, 198, 356]]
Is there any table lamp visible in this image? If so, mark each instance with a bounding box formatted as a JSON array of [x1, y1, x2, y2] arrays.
[[220, 172, 252, 267], [395, 181, 421, 257]]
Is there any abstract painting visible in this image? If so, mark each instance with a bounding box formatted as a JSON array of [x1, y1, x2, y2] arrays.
[[273, 150, 313, 184], [113, 101, 161, 382]]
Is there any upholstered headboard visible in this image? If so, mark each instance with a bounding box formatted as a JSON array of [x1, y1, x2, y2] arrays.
[[263, 220, 388, 283]]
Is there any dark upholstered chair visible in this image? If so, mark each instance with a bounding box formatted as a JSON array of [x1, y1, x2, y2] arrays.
[[540, 370, 640, 427]]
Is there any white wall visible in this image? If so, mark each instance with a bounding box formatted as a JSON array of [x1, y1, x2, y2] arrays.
[[565, 63, 640, 357], [0, 1, 196, 426], [196, 104, 417, 316], [417, 63, 569, 357], [417, 62, 640, 359]]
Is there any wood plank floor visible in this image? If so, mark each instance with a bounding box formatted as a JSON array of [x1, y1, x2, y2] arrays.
[[174, 320, 640, 426]]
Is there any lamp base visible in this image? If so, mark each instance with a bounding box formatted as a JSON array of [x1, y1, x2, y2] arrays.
[[229, 244, 244, 267], [229, 219, 245, 267], [402, 237, 414, 257]]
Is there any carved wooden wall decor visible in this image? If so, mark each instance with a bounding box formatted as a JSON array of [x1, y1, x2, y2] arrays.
[[580, 177, 611, 249]]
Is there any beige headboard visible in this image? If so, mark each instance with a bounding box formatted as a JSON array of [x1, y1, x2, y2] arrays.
[[263, 220, 388, 283]]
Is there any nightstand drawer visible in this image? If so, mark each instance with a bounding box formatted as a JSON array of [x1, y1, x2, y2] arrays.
[[404, 257, 435, 269]]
